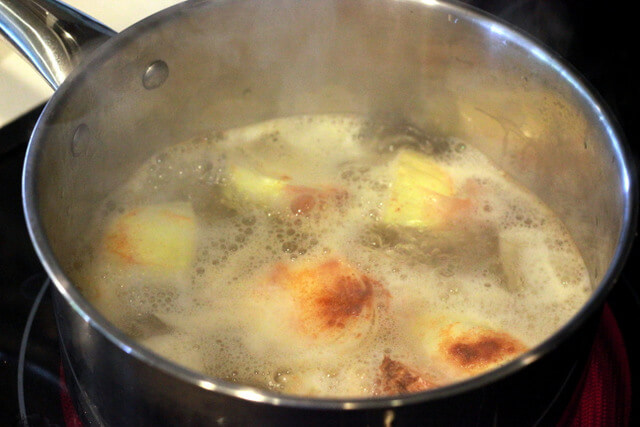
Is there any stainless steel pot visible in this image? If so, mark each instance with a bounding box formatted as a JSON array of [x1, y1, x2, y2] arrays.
[[1, 0, 635, 425]]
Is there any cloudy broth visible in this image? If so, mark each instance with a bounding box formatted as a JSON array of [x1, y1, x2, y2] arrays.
[[74, 115, 591, 397]]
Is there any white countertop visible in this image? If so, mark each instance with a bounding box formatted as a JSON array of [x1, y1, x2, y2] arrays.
[[0, 0, 180, 127]]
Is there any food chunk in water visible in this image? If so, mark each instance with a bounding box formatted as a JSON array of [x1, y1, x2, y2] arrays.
[[102, 202, 196, 275], [374, 356, 437, 396], [85, 202, 197, 324], [415, 314, 527, 376], [222, 164, 287, 210], [499, 227, 577, 300], [382, 149, 469, 228], [267, 257, 390, 344], [222, 163, 347, 215]]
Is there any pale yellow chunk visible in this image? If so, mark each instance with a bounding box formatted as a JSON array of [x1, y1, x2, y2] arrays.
[[103, 202, 197, 275], [222, 164, 286, 210], [382, 150, 455, 228]]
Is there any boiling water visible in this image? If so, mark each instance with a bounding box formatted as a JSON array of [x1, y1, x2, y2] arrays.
[[74, 115, 591, 397]]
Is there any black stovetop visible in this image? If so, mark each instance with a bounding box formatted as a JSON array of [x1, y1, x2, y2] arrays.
[[1, 1, 639, 426]]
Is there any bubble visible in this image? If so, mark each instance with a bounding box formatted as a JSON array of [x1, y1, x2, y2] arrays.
[[455, 143, 466, 153], [282, 241, 297, 253]]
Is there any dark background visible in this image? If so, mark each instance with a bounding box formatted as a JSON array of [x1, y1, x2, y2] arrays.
[[1, 0, 638, 425]]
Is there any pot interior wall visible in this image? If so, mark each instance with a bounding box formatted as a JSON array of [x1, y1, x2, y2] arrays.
[[34, 0, 624, 302]]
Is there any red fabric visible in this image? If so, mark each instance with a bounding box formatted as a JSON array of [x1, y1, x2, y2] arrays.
[[59, 363, 83, 427], [558, 305, 632, 427]]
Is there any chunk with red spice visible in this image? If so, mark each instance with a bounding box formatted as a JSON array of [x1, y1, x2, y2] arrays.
[[382, 149, 471, 229], [374, 356, 437, 396], [414, 314, 528, 377], [101, 202, 197, 276], [221, 163, 346, 216], [267, 257, 390, 346]]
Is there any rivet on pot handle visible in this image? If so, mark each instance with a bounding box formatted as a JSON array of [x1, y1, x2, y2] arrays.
[[0, 0, 115, 89]]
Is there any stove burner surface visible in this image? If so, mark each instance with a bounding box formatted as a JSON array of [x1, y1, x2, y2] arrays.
[[60, 365, 83, 427], [559, 305, 632, 426]]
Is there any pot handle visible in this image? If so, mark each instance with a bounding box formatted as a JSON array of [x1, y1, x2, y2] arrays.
[[0, 0, 115, 89]]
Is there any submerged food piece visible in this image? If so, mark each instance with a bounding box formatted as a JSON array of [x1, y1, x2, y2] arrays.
[[499, 227, 574, 300], [222, 163, 346, 215], [223, 256, 393, 396], [382, 150, 469, 228], [87, 202, 197, 319], [361, 222, 500, 271], [374, 356, 437, 396], [417, 314, 527, 376], [268, 257, 390, 344], [102, 202, 197, 275]]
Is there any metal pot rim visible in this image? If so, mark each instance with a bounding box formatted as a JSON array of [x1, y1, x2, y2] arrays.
[[21, 0, 637, 410]]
